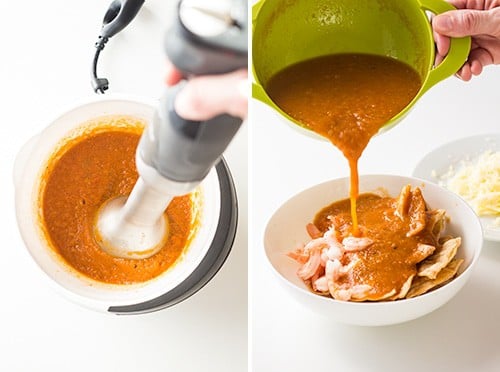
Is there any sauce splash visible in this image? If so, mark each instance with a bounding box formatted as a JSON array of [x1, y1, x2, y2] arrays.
[[266, 54, 421, 235]]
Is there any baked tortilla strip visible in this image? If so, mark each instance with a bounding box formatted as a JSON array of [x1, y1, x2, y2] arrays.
[[407, 187, 427, 237], [418, 237, 461, 279], [427, 209, 447, 239], [388, 274, 415, 300], [395, 184, 412, 220], [409, 243, 436, 264], [407, 259, 464, 298]]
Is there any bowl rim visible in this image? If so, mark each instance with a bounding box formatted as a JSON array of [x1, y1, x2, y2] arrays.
[[14, 94, 222, 311], [263, 173, 483, 308]]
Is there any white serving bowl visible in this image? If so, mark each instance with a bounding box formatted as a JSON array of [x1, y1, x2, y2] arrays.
[[14, 95, 226, 313], [264, 175, 483, 326]]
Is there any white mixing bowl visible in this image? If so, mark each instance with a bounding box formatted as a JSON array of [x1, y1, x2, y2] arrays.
[[264, 175, 483, 326], [14, 95, 235, 313]]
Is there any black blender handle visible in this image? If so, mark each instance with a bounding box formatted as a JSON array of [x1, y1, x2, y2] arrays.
[[101, 0, 145, 39], [140, 82, 243, 183], [91, 0, 145, 93]]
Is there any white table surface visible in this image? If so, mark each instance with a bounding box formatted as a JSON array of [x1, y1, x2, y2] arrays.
[[251, 50, 500, 372], [0, 1, 247, 371]]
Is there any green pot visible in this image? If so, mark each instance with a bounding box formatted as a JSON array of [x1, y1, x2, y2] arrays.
[[252, 0, 471, 138]]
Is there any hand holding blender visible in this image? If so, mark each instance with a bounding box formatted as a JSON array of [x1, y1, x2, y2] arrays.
[[91, 0, 248, 258]]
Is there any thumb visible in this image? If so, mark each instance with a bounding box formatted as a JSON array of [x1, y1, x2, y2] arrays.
[[433, 8, 500, 37]]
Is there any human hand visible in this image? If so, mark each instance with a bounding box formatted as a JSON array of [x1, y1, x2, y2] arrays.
[[164, 61, 248, 120], [432, 0, 500, 81]]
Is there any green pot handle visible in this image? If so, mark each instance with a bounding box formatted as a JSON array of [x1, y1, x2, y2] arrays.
[[418, 0, 471, 94]]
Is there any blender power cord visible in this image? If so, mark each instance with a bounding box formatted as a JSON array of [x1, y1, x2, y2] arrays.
[[90, 0, 145, 94], [91, 36, 110, 94]]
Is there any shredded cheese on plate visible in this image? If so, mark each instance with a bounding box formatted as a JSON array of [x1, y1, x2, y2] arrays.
[[441, 151, 500, 217]]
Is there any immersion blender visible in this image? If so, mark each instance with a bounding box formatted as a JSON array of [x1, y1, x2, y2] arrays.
[[91, 0, 248, 259]]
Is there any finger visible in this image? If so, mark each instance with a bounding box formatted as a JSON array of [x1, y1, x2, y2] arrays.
[[164, 60, 183, 86], [444, 0, 467, 9], [457, 62, 472, 81], [447, 0, 485, 10], [435, 52, 445, 67], [174, 69, 248, 120], [469, 47, 495, 74], [433, 9, 499, 37], [433, 28, 451, 56], [473, 37, 500, 63], [470, 59, 483, 75]]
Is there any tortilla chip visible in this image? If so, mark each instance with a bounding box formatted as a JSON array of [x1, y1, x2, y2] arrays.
[[406, 259, 464, 298], [418, 237, 461, 279], [427, 209, 448, 239], [350, 288, 397, 302], [388, 274, 415, 300], [438, 235, 453, 245], [409, 243, 436, 264], [407, 187, 427, 237], [395, 184, 412, 220]]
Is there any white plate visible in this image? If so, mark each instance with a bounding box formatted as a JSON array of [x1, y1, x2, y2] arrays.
[[412, 134, 500, 241]]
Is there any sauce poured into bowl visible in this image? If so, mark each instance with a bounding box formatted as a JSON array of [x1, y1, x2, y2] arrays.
[[313, 192, 437, 298], [266, 54, 422, 235]]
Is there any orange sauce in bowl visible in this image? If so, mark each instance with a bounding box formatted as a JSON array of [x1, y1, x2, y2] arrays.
[[266, 54, 421, 235], [314, 193, 437, 298], [39, 116, 198, 285]]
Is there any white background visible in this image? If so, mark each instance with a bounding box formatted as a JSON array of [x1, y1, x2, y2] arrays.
[[0, 1, 247, 371], [251, 46, 500, 372], [2, 1, 500, 371]]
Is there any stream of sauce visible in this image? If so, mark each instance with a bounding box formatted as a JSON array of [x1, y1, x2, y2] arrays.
[[266, 54, 421, 235]]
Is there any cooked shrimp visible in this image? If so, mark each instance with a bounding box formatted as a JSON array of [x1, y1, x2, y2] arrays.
[[333, 289, 351, 301], [325, 259, 342, 282], [286, 243, 308, 264], [320, 248, 329, 267], [342, 237, 374, 251], [313, 276, 329, 292], [306, 223, 322, 239], [325, 260, 343, 299], [325, 245, 343, 260], [302, 236, 328, 255], [297, 248, 322, 280], [311, 269, 323, 289]]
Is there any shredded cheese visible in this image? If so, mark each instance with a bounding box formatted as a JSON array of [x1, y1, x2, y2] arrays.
[[441, 151, 500, 217]]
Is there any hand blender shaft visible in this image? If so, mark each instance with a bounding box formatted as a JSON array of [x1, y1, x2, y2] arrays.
[[96, 0, 248, 259]]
